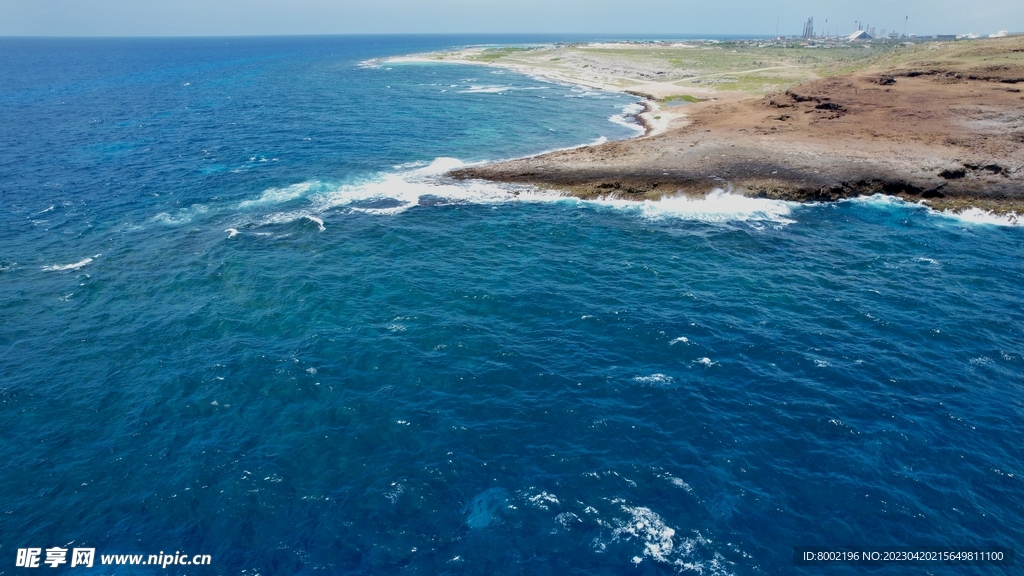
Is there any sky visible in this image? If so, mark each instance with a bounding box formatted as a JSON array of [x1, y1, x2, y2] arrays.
[[0, 0, 1020, 37]]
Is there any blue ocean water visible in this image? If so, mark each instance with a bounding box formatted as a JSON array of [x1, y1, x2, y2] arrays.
[[1, 36, 1022, 575]]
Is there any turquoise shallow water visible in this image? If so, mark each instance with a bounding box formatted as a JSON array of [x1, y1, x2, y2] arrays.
[[1, 36, 1023, 575]]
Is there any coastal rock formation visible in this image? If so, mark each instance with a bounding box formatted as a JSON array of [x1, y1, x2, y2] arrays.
[[449, 38, 1024, 213]]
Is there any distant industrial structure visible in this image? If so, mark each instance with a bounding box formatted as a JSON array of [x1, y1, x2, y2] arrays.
[[785, 13, 1000, 43], [801, 18, 814, 39], [852, 22, 876, 39]]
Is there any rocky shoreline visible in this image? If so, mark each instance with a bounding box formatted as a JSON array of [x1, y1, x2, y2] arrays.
[[448, 38, 1024, 216]]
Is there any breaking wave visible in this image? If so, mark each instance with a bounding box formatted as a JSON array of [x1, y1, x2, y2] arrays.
[[231, 161, 798, 231], [845, 194, 1021, 227], [936, 206, 1021, 227], [42, 255, 99, 272], [582, 189, 796, 224], [609, 102, 647, 133]]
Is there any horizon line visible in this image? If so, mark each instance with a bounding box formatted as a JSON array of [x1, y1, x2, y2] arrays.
[[2, 30, 1015, 40]]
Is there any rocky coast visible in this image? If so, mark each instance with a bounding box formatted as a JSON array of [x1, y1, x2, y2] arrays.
[[442, 36, 1024, 215]]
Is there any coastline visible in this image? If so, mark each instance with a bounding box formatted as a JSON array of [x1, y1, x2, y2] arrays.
[[385, 38, 1024, 217], [375, 52, 673, 158]]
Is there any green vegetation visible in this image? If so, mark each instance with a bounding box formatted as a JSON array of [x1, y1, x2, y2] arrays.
[[662, 94, 703, 103], [499, 41, 925, 94], [700, 74, 798, 94], [466, 47, 533, 63]]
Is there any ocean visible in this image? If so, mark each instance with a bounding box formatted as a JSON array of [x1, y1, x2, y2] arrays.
[[1, 35, 1021, 575]]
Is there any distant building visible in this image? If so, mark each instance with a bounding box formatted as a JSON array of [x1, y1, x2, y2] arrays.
[[848, 30, 873, 41], [802, 18, 814, 39]]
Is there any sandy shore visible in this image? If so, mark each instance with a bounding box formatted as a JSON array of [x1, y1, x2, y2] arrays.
[[382, 46, 707, 136], [411, 38, 1024, 216], [383, 46, 722, 101]]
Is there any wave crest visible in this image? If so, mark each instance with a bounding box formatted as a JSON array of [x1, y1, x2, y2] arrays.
[[229, 160, 798, 232], [582, 189, 796, 224], [42, 255, 99, 272]]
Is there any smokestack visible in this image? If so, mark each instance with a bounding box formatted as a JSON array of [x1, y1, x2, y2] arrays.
[[802, 17, 814, 39]]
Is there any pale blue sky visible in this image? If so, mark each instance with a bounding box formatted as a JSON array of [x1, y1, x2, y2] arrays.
[[1, 0, 1019, 37]]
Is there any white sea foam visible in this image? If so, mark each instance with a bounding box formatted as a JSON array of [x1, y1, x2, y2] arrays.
[[408, 157, 467, 176], [633, 374, 674, 385], [584, 189, 796, 224], [621, 102, 646, 116], [610, 505, 734, 574], [555, 511, 582, 529], [613, 506, 678, 564], [239, 161, 798, 232], [608, 102, 647, 132], [238, 182, 320, 209], [299, 158, 532, 218], [225, 228, 238, 238], [305, 215, 325, 232], [846, 194, 1021, 227], [42, 255, 99, 272], [392, 160, 432, 170], [256, 210, 327, 231], [151, 205, 209, 226], [936, 207, 1020, 227], [666, 476, 694, 493], [669, 336, 689, 345], [525, 491, 559, 510], [572, 90, 604, 98], [609, 115, 646, 132], [459, 85, 510, 93], [845, 194, 914, 208]]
